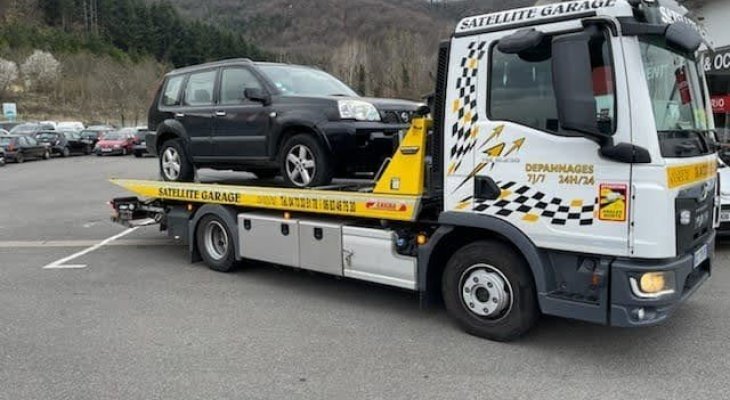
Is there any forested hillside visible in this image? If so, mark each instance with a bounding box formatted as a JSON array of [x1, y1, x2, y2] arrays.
[[158, 0, 533, 99]]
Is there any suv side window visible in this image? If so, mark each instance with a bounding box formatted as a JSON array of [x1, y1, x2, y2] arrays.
[[220, 68, 263, 105], [26, 136, 38, 146], [183, 70, 217, 107], [162, 75, 184, 107]]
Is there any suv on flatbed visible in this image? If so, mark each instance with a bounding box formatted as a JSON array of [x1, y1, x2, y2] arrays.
[[147, 58, 421, 187]]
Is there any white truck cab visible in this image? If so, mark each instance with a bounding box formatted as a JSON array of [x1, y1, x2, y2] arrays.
[[439, 0, 715, 328]]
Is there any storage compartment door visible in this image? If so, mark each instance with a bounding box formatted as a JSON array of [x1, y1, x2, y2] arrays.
[[238, 213, 299, 267], [299, 220, 343, 276], [342, 226, 416, 290]]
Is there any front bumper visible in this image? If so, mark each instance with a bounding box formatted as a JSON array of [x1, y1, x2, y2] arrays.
[[609, 234, 713, 327], [320, 121, 410, 173]]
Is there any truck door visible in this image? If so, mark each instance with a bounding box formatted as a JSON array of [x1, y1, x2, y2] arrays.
[[444, 24, 633, 257]]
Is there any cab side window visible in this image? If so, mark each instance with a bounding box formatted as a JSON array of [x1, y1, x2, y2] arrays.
[[489, 43, 559, 133], [489, 30, 615, 135], [162, 75, 184, 107], [220, 68, 263, 105], [183, 70, 217, 107]]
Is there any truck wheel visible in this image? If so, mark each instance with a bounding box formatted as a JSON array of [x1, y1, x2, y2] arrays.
[[196, 215, 237, 273], [159, 139, 194, 182], [280, 134, 333, 188], [442, 241, 538, 342]]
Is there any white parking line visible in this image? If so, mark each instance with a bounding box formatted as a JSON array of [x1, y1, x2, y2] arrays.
[[42, 228, 139, 270]]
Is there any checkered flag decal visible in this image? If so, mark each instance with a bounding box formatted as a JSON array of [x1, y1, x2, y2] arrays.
[[466, 182, 596, 226], [449, 41, 487, 174]]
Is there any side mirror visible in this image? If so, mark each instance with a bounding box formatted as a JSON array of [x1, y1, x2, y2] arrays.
[[552, 29, 609, 144], [665, 22, 703, 54], [244, 88, 271, 105]]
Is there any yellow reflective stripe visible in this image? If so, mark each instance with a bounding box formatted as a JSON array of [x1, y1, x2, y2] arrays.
[[111, 179, 421, 222], [666, 160, 717, 189]]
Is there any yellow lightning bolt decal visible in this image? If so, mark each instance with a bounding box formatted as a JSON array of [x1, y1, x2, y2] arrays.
[[503, 138, 526, 157], [452, 162, 489, 193], [479, 125, 504, 149]]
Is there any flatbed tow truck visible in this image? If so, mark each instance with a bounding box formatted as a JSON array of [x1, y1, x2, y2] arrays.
[[111, 0, 718, 341]]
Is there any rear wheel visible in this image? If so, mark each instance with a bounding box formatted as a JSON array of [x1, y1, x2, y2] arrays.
[[280, 134, 333, 188], [442, 241, 539, 342], [61, 147, 70, 157], [159, 139, 194, 182], [43, 150, 50, 160], [196, 215, 238, 273], [15, 152, 24, 163]]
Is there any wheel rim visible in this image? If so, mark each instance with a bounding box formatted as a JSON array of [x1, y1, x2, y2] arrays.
[[285, 144, 316, 187], [161, 147, 181, 180], [204, 221, 229, 261], [460, 264, 513, 320]]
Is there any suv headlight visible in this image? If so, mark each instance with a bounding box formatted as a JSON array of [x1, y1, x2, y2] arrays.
[[338, 100, 381, 122]]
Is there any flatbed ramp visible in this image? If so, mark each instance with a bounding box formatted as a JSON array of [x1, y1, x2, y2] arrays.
[[110, 179, 422, 222]]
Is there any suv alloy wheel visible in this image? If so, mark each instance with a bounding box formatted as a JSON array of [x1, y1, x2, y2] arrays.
[[159, 139, 194, 182], [280, 134, 333, 188]]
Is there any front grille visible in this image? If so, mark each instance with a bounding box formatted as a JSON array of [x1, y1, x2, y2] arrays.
[[380, 110, 414, 124], [675, 181, 716, 255]]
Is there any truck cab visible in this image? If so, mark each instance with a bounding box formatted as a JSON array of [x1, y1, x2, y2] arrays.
[[438, 0, 715, 327]]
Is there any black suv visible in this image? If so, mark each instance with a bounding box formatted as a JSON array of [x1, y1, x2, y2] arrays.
[[147, 59, 421, 187]]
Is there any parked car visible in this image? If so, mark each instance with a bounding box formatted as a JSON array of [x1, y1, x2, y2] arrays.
[[0, 122, 20, 132], [0, 147, 5, 167], [80, 126, 115, 147], [56, 121, 85, 131], [127, 127, 151, 157], [147, 59, 421, 187], [34, 130, 93, 157], [95, 131, 136, 156], [0, 134, 51, 163], [10, 122, 55, 136]]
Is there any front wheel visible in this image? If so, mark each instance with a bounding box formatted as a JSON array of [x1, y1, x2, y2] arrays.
[[43, 150, 50, 160], [442, 241, 539, 342], [61, 147, 70, 157], [159, 139, 194, 182], [196, 215, 238, 273], [280, 134, 333, 188], [15, 152, 24, 163]]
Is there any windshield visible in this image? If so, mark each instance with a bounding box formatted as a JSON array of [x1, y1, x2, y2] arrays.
[[10, 124, 39, 135], [258, 65, 358, 97], [641, 40, 708, 131], [102, 133, 123, 140]]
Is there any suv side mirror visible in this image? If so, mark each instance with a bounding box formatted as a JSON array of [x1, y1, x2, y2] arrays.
[[552, 29, 609, 144], [244, 88, 271, 105]]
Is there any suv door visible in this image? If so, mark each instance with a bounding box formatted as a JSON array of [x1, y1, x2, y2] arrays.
[[214, 67, 270, 159], [180, 69, 218, 159]]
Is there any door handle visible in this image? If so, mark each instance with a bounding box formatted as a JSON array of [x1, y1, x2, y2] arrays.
[[215, 111, 227, 117], [174, 113, 185, 119]]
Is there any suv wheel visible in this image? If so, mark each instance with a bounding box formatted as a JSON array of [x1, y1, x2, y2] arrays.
[[62, 147, 70, 157], [159, 139, 194, 182], [280, 134, 333, 188]]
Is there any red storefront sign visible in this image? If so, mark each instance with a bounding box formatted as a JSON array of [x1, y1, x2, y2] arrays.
[[712, 95, 730, 114]]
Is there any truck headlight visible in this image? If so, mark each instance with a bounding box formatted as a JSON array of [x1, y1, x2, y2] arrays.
[[629, 271, 676, 298], [338, 100, 381, 122]]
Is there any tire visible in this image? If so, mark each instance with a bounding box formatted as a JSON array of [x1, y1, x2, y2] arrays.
[[43, 150, 50, 160], [442, 241, 539, 342], [196, 214, 238, 273], [280, 134, 333, 188], [15, 152, 24, 163], [134, 151, 142, 158], [84, 146, 91, 155], [159, 139, 194, 182], [122, 148, 128, 156], [61, 147, 70, 158]]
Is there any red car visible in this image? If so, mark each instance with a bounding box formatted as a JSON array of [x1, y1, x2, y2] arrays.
[[95, 131, 136, 156]]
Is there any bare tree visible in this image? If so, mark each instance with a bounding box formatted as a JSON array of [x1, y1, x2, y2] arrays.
[[21, 50, 61, 92], [0, 58, 19, 98]]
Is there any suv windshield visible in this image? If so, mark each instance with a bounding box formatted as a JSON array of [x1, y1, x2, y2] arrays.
[[258, 65, 358, 97], [641, 39, 713, 157]]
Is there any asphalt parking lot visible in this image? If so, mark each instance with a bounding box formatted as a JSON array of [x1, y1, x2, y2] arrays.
[[1, 156, 730, 399]]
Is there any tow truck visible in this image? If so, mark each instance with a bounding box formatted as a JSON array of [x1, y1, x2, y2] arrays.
[[111, 0, 717, 341]]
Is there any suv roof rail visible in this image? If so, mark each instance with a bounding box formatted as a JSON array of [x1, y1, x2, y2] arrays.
[[168, 58, 254, 75]]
